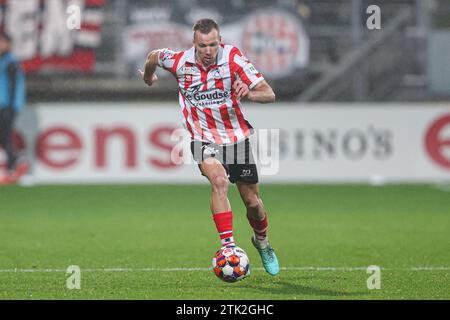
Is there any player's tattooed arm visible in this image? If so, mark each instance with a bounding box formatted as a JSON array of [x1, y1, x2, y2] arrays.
[[139, 50, 159, 87], [246, 80, 276, 103]]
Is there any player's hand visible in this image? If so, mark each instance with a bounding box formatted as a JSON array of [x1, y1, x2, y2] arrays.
[[138, 69, 158, 87], [232, 79, 250, 100]]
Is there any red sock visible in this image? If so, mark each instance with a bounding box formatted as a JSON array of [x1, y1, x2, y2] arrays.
[[213, 211, 235, 247], [248, 213, 268, 241]]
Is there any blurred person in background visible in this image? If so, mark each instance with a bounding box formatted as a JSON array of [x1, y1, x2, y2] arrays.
[[0, 31, 28, 184], [140, 18, 279, 276]]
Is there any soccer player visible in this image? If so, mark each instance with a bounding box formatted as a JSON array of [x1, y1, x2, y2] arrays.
[[0, 32, 28, 184], [139, 19, 279, 276]]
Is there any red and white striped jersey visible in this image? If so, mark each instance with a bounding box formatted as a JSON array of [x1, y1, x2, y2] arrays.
[[157, 44, 264, 145]]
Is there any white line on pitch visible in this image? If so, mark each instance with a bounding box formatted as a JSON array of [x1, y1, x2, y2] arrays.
[[0, 266, 449, 273]]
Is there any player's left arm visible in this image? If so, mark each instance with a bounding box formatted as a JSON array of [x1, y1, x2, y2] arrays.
[[232, 49, 275, 103], [233, 79, 276, 103], [247, 80, 276, 103]]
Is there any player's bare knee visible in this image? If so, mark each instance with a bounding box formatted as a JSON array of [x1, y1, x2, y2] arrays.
[[244, 194, 262, 212], [211, 175, 229, 197]]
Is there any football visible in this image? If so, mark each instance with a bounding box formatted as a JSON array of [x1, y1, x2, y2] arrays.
[[212, 246, 250, 282]]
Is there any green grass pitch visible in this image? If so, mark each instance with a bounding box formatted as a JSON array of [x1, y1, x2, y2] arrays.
[[0, 184, 449, 299]]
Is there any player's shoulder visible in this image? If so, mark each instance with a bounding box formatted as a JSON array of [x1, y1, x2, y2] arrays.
[[157, 47, 187, 66], [222, 44, 243, 56], [158, 47, 185, 57]]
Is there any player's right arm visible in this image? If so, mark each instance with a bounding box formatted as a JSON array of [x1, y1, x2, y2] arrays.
[[139, 50, 159, 87], [139, 48, 183, 87]]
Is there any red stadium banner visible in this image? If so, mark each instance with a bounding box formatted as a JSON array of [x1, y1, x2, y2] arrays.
[[0, 0, 105, 73], [4, 103, 450, 184]]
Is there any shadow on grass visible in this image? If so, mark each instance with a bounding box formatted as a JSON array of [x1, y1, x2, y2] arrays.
[[247, 281, 368, 297], [237, 275, 370, 298]]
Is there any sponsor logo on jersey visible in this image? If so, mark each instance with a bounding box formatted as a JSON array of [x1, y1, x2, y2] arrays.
[[181, 66, 196, 75], [193, 91, 230, 101], [185, 90, 230, 102]]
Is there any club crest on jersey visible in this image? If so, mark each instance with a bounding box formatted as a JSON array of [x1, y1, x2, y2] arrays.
[[211, 69, 223, 79], [212, 68, 224, 79]]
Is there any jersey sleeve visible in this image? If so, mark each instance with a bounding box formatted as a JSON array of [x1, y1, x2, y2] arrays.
[[232, 49, 264, 90], [157, 48, 183, 75]]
